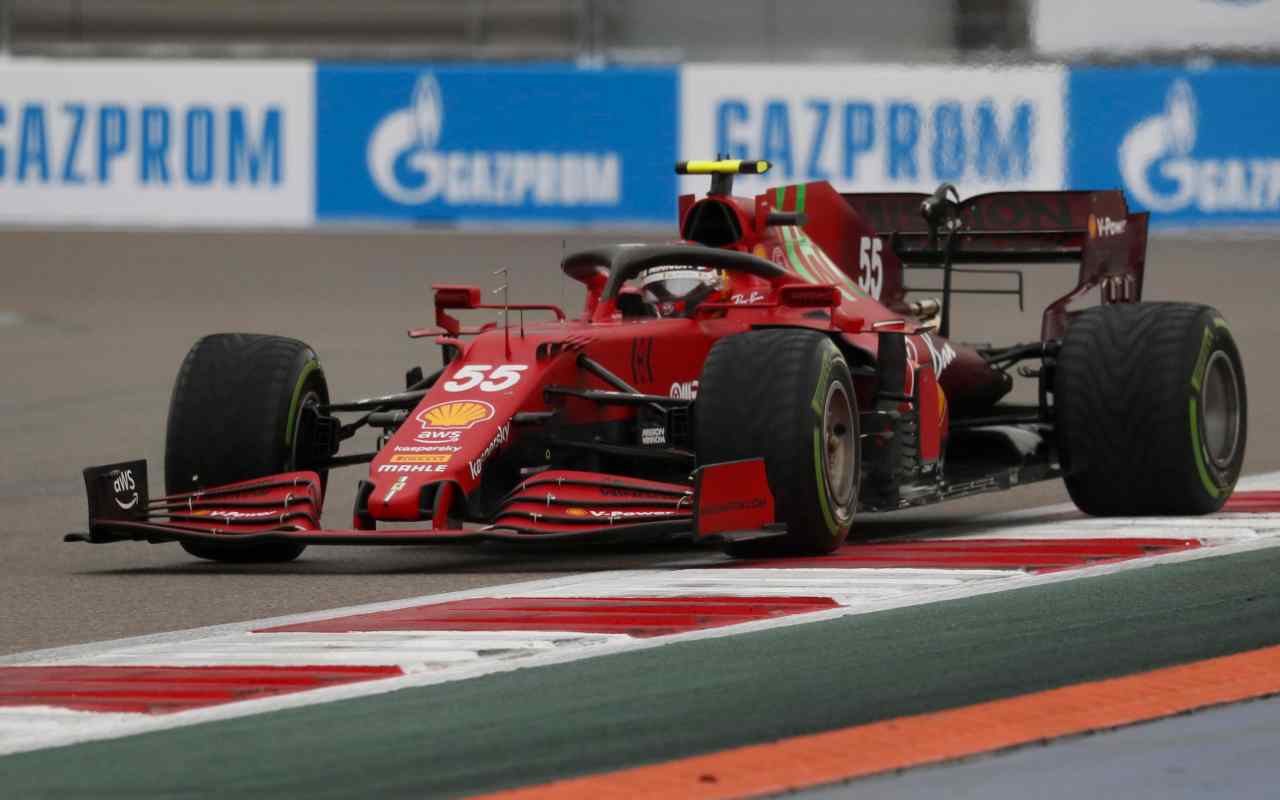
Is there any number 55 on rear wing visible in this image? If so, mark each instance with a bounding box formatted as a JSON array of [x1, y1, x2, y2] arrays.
[[834, 185, 1149, 341]]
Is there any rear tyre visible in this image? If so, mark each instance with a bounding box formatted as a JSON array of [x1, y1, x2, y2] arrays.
[[165, 333, 330, 563], [1055, 303, 1246, 516], [696, 329, 859, 557]]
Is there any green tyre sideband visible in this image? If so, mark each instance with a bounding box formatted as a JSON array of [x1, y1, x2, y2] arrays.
[[165, 333, 330, 563], [696, 329, 859, 557], [1054, 302, 1247, 516]]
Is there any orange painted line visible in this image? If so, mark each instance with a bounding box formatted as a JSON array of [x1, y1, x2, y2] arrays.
[[478, 644, 1280, 800]]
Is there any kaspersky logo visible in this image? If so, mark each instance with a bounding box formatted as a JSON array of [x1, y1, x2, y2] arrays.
[[366, 73, 621, 208], [1118, 79, 1280, 214]]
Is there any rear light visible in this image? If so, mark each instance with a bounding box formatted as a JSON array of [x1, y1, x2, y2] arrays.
[[433, 285, 482, 309], [779, 284, 841, 308]]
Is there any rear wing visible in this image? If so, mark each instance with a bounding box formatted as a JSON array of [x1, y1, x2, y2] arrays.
[[841, 188, 1149, 341]]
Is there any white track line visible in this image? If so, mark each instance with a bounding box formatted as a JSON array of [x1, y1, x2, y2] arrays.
[[510, 567, 1020, 603], [14, 468, 1278, 668], [3, 470, 1279, 757], [69, 631, 631, 668], [4, 536, 1278, 757]]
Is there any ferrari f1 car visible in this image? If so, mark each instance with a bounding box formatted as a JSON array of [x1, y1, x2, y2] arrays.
[[70, 159, 1247, 562]]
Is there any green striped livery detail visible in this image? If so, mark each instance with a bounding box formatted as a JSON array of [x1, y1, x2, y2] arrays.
[[1190, 327, 1213, 392], [781, 226, 818, 283], [1189, 395, 1221, 498], [813, 426, 839, 536]]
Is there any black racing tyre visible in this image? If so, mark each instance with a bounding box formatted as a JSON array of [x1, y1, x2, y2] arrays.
[[1055, 303, 1246, 516], [165, 333, 330, 562], [696, 329, 859, 557]]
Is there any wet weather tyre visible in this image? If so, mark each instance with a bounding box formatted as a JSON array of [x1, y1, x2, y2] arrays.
[[696, 329, 859, 558], [165, 333, 330, 563], [1054, 303, 1246, 516]]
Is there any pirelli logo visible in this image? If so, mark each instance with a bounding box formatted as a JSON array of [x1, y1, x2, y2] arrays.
[[390, 454, 451, 464]]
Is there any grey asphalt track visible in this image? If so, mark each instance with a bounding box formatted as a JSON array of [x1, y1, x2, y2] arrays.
[[804, 694, 1280, 800], [0, 228, 1276, 655], [2, 543, 1277, 798]]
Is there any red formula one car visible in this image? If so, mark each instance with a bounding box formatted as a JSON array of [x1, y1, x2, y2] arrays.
[[70, 159, 1248, 562]]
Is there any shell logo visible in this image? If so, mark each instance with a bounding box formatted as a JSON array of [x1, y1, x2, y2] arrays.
[[416, 400, 495, 430], [565, 508, 588, 517], [1087, 213, 1097, 240]]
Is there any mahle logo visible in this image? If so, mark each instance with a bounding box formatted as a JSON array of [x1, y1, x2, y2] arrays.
[[366, 74, 621, 208]]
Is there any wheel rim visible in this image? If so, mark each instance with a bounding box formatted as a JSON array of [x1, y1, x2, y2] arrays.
[[289, 390, 322, 471], [1200, 350, 1241, 470], [822, 381, 856, 520]]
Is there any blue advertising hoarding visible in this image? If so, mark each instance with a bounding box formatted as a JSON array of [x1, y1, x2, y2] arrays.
[[315, 63, 678, 224], [1068, 65, 1280, 227]]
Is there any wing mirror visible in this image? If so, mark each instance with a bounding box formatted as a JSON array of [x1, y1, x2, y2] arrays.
[[433, 285, 482, 309]]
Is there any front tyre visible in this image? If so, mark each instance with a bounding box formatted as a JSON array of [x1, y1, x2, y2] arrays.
[[1055, 303, 1246, 516], [165, 333, 330, 563], [696, 329, 859, 557]]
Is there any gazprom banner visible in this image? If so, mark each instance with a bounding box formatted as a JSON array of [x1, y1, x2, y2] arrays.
[[680, 64, 1067, 198], [314, 64, 677, 224], [1067, 65, 1280, 227], [0, 60, 313, 226], [5, 59, 1276, 232]]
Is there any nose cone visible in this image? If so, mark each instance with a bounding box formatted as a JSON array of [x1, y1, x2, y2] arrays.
[[368, 398, 497, 520]]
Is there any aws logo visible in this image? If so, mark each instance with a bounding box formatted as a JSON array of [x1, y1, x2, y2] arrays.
[[111, 468, 138, 510]]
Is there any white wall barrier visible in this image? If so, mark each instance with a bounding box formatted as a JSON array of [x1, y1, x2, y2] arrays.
[[1034, 0, 1280, 56]]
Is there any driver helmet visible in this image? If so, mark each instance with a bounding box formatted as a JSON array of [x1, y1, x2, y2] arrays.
[[638, 265, 725, 317]]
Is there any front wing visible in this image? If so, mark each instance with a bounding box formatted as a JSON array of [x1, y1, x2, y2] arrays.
[[66, 460, 780, 548]]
